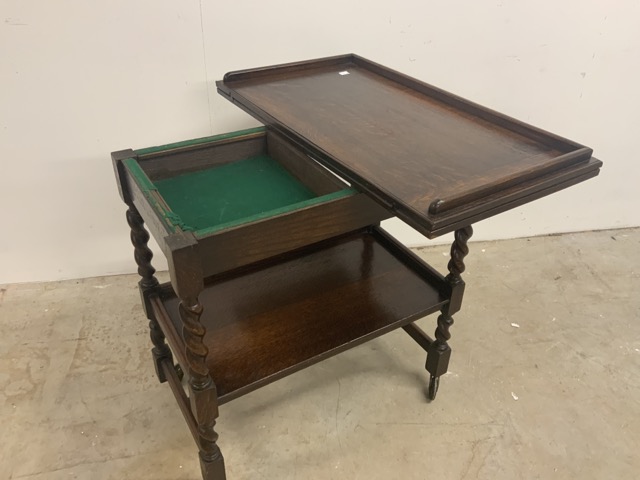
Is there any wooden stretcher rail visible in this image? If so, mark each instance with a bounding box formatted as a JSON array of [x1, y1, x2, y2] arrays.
[[402, 323, 434, 353], [160, 360, 199, 446]]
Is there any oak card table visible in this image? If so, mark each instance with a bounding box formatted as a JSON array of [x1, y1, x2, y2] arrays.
[[111, 54, 602, 479]]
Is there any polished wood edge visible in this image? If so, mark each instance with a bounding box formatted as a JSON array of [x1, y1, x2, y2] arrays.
[[426, 166, 601, 238], [428, 146, 594, 214], [220, 53, 355, 83], [160, 360, 199, 445], [396, 157, 602, 238]]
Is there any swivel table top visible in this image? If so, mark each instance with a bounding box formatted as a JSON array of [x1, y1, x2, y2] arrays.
[[217, 54, 601, 237]]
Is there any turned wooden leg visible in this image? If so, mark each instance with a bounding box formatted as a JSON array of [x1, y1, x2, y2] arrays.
[[180, 296, 226, 480], [126, 204, 174, 383], [426, 225, 473, 400]]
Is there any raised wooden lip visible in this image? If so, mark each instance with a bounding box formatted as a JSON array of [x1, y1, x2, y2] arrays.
[[426, 147, 593, 214], [426, 158, 603, 238], [221, 53, 354, 83], [217, 54, 601, 238]]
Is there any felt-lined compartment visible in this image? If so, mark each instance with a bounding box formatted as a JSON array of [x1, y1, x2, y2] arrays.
[[155, 154, 351, 233], [134, 128, 354, 235]]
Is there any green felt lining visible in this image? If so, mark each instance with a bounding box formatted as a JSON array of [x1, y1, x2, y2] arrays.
[[122, 157, 178, 233], [126, 133, 356, 235], [134, 126, 266, 156], [195, 188, 354, 237], [123, 157, 156, 192], [153, 154, 354, 235]]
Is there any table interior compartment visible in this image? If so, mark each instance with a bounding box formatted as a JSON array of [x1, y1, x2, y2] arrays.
[[135, 129, 354, 235]]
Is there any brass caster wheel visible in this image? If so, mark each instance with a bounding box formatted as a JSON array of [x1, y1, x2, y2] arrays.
[[428, 375, 439, 401], [174, 363, 184, 381]]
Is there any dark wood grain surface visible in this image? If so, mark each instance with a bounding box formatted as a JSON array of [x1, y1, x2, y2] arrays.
[[138, 133, 266, 181], [217, 54, 601, 237], [159, 229, 447, 403], [196, 192, 391, 277]]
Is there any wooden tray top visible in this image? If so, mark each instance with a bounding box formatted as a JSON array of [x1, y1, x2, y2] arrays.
[[217, 54, 602, 237]]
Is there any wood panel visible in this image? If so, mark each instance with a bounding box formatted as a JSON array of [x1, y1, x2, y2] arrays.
[[159, 230, 448, 403], [196, 192, 391, 277], [218, 54, 601, 237], [266, 130, 347, 195], [138, 133, 266, 181]]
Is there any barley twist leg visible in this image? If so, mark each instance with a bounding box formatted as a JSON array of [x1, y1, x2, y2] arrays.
[[427, 225, 473, 400], [180, 298, 225, 480]]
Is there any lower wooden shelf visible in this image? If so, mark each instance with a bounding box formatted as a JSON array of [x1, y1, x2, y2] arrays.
[[151, 228, 448, 404]]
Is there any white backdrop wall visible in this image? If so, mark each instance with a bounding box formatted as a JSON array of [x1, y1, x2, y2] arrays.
[[1, 1, 638, 284]]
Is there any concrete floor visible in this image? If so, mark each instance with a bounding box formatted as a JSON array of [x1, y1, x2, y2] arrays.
[[1, 228, 639, 480]]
